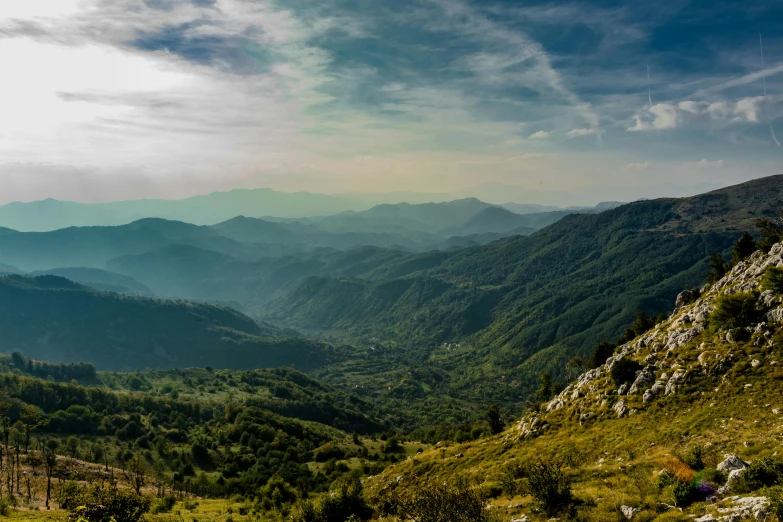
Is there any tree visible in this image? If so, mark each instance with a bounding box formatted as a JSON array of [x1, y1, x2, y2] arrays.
[[610, 358, 642, 388], [66, 436, 80, 460], [43, 442, 58, 510], [710, 292, 760, 330], [756, 213, 783, 252], [537, 372, 553, 402], [589, 341, 616, 369], [732, 231, 758, 264], [707, 253, 728, 284], [20, 405, 47, 453], [487, 404, 504, 435], [127, 455, 148, 495]]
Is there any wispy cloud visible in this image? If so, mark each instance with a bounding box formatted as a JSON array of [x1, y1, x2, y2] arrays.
[[529, 131, 550, 139], [624, 161, 651, 171], [682, 159, 725, 169], [566, 128, 598, 138]]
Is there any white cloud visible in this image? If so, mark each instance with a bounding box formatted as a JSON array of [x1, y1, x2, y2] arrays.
[[566, 128, 597, 138], [682, 159, 724, 169], [624, 161, 651, 171], [529, 130, 550, 139], [627, 103, 680, 131]]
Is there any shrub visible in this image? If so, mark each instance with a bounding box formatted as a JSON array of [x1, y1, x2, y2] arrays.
[[709, 292, 760, 330], [762, 266, 783, 294], [151, 494, 177, 514], [768, 486, 783, 520], [60, 482, 151, 522], [671, 480, 699, 507], [0, 498, 10, 517], [390, 479, 497, 522], [680, 446, 705, 471], [292, 479, 373, 522], [526, 459, 574, 516], [611, 359, 642, 388], [735, 457, 783, 492]]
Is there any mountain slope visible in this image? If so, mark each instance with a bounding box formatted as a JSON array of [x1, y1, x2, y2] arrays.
[[447, 206, 539, 235], [366, 240, 783, 521], [0, 275, 335, 371], [262, 177, 783, 401]]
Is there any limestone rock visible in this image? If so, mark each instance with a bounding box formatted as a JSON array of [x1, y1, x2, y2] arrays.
[[620, 505, 639, 519], [717, 454, 749, 473], [628, 366, 656, 395]]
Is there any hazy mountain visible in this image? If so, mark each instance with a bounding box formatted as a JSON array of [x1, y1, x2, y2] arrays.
[[0, 274, 335, 371], [446, 206, 539, 236], [0, 263, 21, 274], [106, 244, 415, 308], [30, 267, 154, 296], [0, 218, 251, 272], [500, 202, 564, 214], [0, 189, 454, 231]]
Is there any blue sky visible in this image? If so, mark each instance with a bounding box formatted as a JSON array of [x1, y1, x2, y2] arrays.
[[0, 0, 782, 205]]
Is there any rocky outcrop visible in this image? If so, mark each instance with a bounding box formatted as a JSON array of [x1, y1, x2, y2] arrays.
[[628, 366, 656, 395], [519, 242, 783, 450]]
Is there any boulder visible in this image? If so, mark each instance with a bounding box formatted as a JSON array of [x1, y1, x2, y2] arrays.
[[620, 505, 639, 519], [628, 366, 656, 395], [767, 306, 783, 323], [717, 454, 749, 473], [614, 400, 629, 418]]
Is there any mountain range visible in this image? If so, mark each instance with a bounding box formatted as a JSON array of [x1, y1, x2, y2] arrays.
[[2, 176, 782, 411], [0, 188, 618, 232]]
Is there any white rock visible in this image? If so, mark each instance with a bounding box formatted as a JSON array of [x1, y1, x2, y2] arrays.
[[717, 454, 749, 473], [620, 505, 639, 519]]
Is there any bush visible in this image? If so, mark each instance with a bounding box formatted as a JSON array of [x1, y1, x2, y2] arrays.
[[768, 486, 783, 520], [671, 480, 699, 507], [526, 459, 574, 516], [0, 498, 10, 517], [762, 266, 783, 294], [292, 479, 373, 522], [735, 457, 783, 492], [680, 446, 705, 471], [611, 358, 642, 388], [388, 479, 497, 522], [60, 482, 151, 522], [710, 292, 760, 330], [151, 494, 177, 514]]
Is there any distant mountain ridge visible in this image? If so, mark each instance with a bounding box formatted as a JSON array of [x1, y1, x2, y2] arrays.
[[0, 189, 603, 232]]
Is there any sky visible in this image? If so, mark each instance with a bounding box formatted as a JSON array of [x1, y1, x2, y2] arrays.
[[1, 0, 782, 206]]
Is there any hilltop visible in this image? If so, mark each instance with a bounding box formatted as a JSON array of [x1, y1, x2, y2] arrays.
[[365, 239, 783, 521]]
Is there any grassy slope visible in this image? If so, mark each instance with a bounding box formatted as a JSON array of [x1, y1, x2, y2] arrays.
[[365, 243, 783, 521]]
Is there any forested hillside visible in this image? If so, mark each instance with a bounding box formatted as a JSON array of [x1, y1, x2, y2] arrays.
[[0, 275, 336, 372], [264, 177, 783, 394]]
